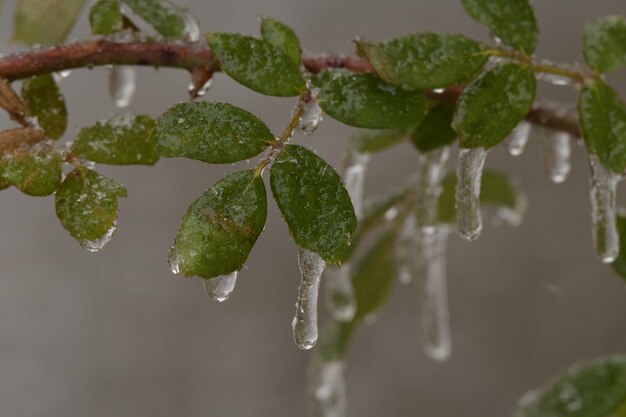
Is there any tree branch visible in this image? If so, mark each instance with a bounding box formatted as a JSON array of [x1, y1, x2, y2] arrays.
[[0, 40, 580, 137]]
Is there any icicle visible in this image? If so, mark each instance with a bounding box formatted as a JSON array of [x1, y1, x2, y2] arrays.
[[506, 121, 531, 157], [202, 272, 238, 302], [416, 147, 450, 233], [415, 226, 452, 362], [53, 70, 72, 83], [293, 248, 326, 350], [298, 86, 323, 135], [395, 215, 416, 284], [455, 147, 487, 240], [324, 266, 356, 322], [182, 12, 200, 42], [542, 130, 572, 184], [80, 222, 116, 252], [309, 359, 347, 417], [344, 150, 370, 219], [109, 66, 136, 108], [588, 154, 622, 263], [495, 192, 528, 227]]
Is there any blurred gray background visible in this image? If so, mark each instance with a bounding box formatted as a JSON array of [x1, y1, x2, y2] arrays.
[[1, 0, 626, 416]]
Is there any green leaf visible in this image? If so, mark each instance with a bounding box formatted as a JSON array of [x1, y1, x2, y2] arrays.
[[437, 170, 517, 223], [314, 71, 426, 129], [578, 80, 626, 174], [21, 74, 67, 140], [55, 168, 127, 248], [349, 129, 408, 153], [270, 145, 357, 264], [72, 115, 158, 165], [151, 101, 274, 164], [121, 0, 197, 40], [411, 104, 457, 152], [207, 33, 305, 97], [461, 0, 538, 53], [168, 169, 267, 279], [514, 356, 626, 417], [89, 0, 123, 35], [357, 33, 488, 90], [612, 215, 626, 281], [453, 63, 536, 149], [13, 0, 86, 45], [583, 16, 626, 74], [0, 143, 62, 196], [260, 18, 301, 65]]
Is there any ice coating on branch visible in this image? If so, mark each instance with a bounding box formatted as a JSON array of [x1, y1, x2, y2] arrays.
[[344, 150, 370, 219], [293, 248, 326, 350], [309, 359, 347, 417], [588, 154, 622, 263], [202, 271, 238, 302], [395, 215, 416, 284], [188, 78, 212, 98], [53, 70, 72, 82], [109, 66, 136, 108], [80, 222, 117, 252], [414, 226, 452, 361], [182, 12, 200, 42], [298, 87, 323, 135], [506, 121, 531, 157], [455, 147, 487, 240], [416, 147, 450, 233], [324, 266, 356, 322], [542, 130, 572, 184]]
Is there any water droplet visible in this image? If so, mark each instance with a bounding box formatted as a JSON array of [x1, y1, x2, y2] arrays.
[[542, 130, 572, 184], [309, 359, 347, 417], [109, 66, 136, 108], [588, 154, 621, 263], [506, 121, 531, 157], [384, 207, 398, 221], [293, 247, 325, 350], [80, 223, 116, 252], [416, 147, 450, 232], [343, 150, 370, 219], [202, 271, 237, 302], [455, 147, 487, 240], [324, 266, 356, 322]]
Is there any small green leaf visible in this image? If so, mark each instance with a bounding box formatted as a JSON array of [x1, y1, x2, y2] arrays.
[[514, 356, 626, 417], [453, 63, 536, 149], [578, 80, 626, 174], [260, 18, 301, 65], [0, 143, 62, 196], [55, 168, 127, 246], [583, 16, 626, 74], [121, 0, 197, 40], [437, 170, 517, 223], [151, 101, 274, 164], [21, 74, 67, 140], [314, 71, 426, 129], [349, 129, 408, 153], [169, 169, 267, 279], [208, 33, 305, 97], [13, 0, 86, 45], [357, 33, 488, 90], [72, 115, 158, 165], [612, 215, 626, 281], [270, 145, 357, 264], [411, 104, 457, 152], [89, 0, 123, 35], [461, 0, 538, 53]]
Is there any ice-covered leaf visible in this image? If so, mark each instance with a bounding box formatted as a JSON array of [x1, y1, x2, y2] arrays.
[[314, 71, 426, 129], [437, 170, 517, 223], [151, 101, 274, 164], [13, 0, 86, 45], [55, 168, 127, 248], [21, 74, 67, 140], [453, 63, 536, 149], [121, 0, 197, 40], [270, 145, 357, 264], [169, 169, 267, 279], [72, 114, 158, 165], [411, 104, 457, 152], [207, 33, 305, 97], [0, 143, 62, 196], [89, 0, 123, 35], [260, 17, 301, 65], [578, 80, 626, 174], [612, 215, 626, 281], [583, 16, 626, 73], [349, 129, 408, 153], [356, 33, 488, 90], [514, 356, 626, 417], [461, 0, 538, 53]]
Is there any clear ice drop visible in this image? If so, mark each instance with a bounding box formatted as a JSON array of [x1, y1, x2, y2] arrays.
[[298, 88, 323, 135], [416, 146, 450, 232], [506, 121, 531, 157], [343, 150, 370, 219], [293, 248, 326, 350], [309, 359, 347, 417], [588, 154, 622, 263], [542, 130, 572, 184], [455, 147, 487, 240], [202, 271, 238, 302], [80, 223, 116, 252], [109, 66, 136, 108], [324, 266, 356, 322]]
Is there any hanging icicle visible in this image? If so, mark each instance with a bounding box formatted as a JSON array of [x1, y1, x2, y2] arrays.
[[298, 84, 323, 135], [293, 247, 326, 350], [202, 272, 238, 302], [109, 66, 136, 108], [324, 266, 356, 322], [416, 147, 450, 233], [343, 150, 370, 219], [505, 121, 532, 157], [455, 147, 487, 240], [395, 215, 417, 284], [542, 130, 572, 184], [309, 359, 347, 417]]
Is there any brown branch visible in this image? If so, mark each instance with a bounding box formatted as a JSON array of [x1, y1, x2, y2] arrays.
[[0, 40, 579, 137]]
